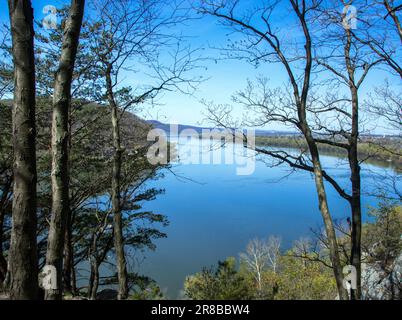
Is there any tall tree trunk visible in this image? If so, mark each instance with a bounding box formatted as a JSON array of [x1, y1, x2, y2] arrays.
[[304, 130, 349, 300], [348, 86, 362, 299], [45, 0, 85, 300], [7, 0, 38, 300], [105, 69, 128, 300], [343, 27, 362, 299], [293, 8, 349, 299], [89, 261, 99, 300], [71, 259, 77, 295], [87, 262, 94, 299]]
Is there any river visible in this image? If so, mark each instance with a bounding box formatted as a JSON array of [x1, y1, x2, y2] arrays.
[[130, 136, 400, 298]]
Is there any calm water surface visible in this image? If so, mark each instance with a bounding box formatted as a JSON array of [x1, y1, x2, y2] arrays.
[[133, 137, 399, 298]]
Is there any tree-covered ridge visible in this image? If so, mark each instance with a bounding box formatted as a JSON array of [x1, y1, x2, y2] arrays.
[[255, 136, 402, 169], [0, 98, 169, 298]]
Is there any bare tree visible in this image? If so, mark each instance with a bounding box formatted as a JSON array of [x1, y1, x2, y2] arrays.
[[198, 0, 349, 299], [350, 0, 402, 78], [383, 0, 402, 41], [240, 236, 281, 298], [366, 83, 402, 134], [266, 236, 281, 273], [303, 0, 388, 299], [352, 1, 402, 206], [6, 0, 38, 299], [364, 82, 401, 202]]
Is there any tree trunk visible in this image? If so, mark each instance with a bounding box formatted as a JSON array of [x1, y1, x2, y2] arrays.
[[71, 259, 77, 295], [7, 0, 39, 300], [88, 231, 100, 300], [304, 132, 349, 300], [348, 86, 362, 300], [89, 261, 99, 300], [62, 209, 73, 295], [45, 0, 85, 300], [343, 26, 362, 299], [87, 262, 94, 299], [293, 9, 349, 299], [105, 69, 128, 300]]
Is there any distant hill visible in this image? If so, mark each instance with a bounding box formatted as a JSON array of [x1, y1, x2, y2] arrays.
[[0, 99, 153, 152], [146, 120, 401, 167], [1, 101, 400, 166], [2, 100, 397, 139], [147, 120, 400, 139], [146, 120, 300, 137]]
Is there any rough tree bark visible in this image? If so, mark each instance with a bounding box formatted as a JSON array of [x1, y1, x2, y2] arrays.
[[45, 0, 85, 300], [7, 0, 38, 300], [105, 67, 128, 300]]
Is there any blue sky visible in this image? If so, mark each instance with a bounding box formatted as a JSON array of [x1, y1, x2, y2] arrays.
[[1, 0, 400, 134]]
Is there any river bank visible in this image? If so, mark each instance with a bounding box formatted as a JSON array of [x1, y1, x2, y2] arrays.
[[255, 136, 401, 170]]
